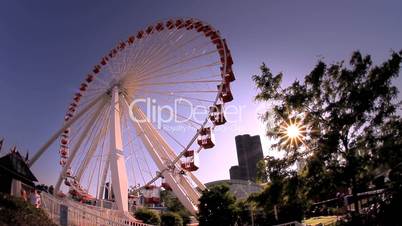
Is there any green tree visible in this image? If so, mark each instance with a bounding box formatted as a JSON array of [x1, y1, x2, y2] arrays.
[[197, 184, 237, 226], [134, 207, 161, 225], [161, 211, 183, 226], [253, 50, 402, 214], [160, 190, 191, 225]]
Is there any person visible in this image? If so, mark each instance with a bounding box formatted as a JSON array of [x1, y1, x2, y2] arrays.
[[48, 185, 54, 195], [29, 189, 36, 206], [35, 190, 42, 208], [20, 189, 27, 201]]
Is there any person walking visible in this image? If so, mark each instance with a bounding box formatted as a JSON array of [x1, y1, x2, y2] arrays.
[[29, 189, 36, 206], [35, 190, 42, 208], [20, 189, 27, 201]]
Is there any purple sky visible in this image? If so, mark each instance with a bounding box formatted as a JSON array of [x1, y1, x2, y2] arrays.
[[1, 0, 402, 185]]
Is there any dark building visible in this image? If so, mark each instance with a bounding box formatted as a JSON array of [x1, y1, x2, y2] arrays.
[[0, 150, 38, 194], [230, 134, 263, 182]]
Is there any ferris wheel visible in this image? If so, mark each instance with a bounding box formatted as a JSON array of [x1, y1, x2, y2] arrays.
[[29, 18, 235, 214]]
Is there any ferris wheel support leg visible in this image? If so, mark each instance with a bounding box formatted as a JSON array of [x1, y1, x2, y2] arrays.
[[129, 112, 199, 215], [29, 94, 106, 167], [128, 103, 202, 214], [109, 86, 129, 212], [54, 99, 107, 193]]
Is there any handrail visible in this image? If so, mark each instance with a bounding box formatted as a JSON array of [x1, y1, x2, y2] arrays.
[[40, 192, 152, 226]]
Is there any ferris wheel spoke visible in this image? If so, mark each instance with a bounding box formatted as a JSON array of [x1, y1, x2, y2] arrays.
[[76, 104, 111, 181], [84, 153, 100, 191], [136, 31, 205, 75], [29, 93, 107, 166], [124, 62, 221, 89], [135, 39, 215, 79], [136, 88, 218, 94], [122, 99, 157, 180], [123, 29, 176, 78], [55, 98, 108, 192], [98, 157, 110, 200], [133, 91, 215, 103], [71, 104, 110, 174], [128, 29, 193, 78], [94, 132, 109, 200], [130, 31, 208, 82], [160, 124, 186, 149], [132, 49, 218, 85], [127, 79, 221, 88]]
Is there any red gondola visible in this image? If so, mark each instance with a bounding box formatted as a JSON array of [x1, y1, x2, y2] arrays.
[[61, 138, 68, 145], [66, 167, 72, 177], [108, 48, 118, 58], [79, 83, 88, 91], [197, 127, 215, 149], [93, 65, 101, 74], [136, 30, 144, 39], [60, 158, 66, 166], [221, 66, 235, 82], [161, 180, 172, 191], [100, 57, 108, 66], [184, 19, 192, 28], [64, 178, 71, 186], [218, 82, 233, 103], [209, 104, 226, 125], [155, 22, 164, 31], [61, 152, 68, 159], [118, 41, 126, 50], [166, 20, 175, 29], [210, 31, 219, 41], [143, 185, 160, 204], [203, 26, 213, 37], [175, 19, 184, 29], [127, 36, 135, 44], [193, 21, 203, 30], [60, 147, 68, 155], [146, 26, 153, 34], [86, 74, 94, 83], [181, 150, 199, 171]]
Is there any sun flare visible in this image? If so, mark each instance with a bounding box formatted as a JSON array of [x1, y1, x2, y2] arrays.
[[278, 119, 307, 148]]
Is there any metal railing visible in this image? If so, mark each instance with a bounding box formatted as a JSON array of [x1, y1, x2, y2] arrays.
[[40, 192, 151, 226]]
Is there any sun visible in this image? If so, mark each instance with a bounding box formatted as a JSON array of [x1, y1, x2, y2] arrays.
[[286, 124, 301, 138], [278, 119, 307, 148]]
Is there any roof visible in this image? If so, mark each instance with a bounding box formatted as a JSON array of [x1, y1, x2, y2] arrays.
[[0, 151, 38, 186]]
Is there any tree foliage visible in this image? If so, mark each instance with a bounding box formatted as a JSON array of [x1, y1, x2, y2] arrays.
[[0, 193, 57, 226], [160, 190, 191, 225], [160, 211, 183, 226], [134, 207, 161, 225], [252, 50, 402, 221], [197, 184, 237, 226]]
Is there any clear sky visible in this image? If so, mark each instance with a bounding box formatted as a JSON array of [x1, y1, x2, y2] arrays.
[[1, 0, 402, 186]]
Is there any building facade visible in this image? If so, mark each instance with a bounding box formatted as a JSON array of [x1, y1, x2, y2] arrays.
[[229, 134, 264, 182]]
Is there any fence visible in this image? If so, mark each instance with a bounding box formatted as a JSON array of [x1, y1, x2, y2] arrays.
[[40, 192, 151, 226]]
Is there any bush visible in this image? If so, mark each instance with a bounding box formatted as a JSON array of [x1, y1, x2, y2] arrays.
[[0, 193, 57, 226], [135, 207, 161, 225], [161, 211, 183, 226]]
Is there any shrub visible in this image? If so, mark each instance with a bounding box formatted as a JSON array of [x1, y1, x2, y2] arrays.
[[135, 207, 161, 225], [0, 193, 57, 226], [161, 211, 183, 226]]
